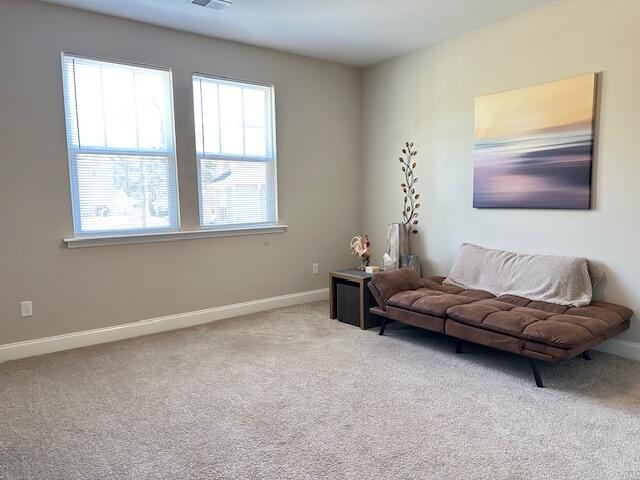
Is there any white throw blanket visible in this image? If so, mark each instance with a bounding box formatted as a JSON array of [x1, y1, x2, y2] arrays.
[[444, 244, 593, 307]]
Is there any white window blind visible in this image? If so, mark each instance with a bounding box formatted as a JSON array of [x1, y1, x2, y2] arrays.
[[62, 54, 179, 236], [192, 74, 277, 228]]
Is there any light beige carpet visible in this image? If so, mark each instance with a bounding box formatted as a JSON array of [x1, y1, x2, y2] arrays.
[[1, 301, 639, 479]]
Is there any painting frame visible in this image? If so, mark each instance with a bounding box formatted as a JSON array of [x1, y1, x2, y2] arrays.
[[473, 73, 598, 210]]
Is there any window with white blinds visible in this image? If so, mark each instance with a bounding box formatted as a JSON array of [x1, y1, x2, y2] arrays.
[[193, 74, 277, 228], [62, 54, 179, 236]]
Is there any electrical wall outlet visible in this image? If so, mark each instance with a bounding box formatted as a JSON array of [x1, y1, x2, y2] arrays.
[[312, 263, 319, 274], [20, 301, 33, 318]]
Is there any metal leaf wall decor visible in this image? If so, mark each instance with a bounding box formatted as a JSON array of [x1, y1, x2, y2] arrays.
[[399, 142, 420, 234]]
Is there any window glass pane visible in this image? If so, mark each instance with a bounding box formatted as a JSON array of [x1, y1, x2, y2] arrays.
[[75, 63, 106, 148], [243, 88, 266, 128], [200, 159, 272, 226], [62, 54, 179, 235], [244, 127, 266, 157], [67, 56, 176, 154], [136, 72, 170, 150], [193, 78, 204, 154], [200, 81, 220, 155], [243, 88, 267, 156], [102, 67, 137, 149], [219, 84, 244, 155], [76, 154, 173, 232]]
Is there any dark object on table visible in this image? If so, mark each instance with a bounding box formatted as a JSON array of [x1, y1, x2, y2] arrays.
[[337, 283, 359, 326]]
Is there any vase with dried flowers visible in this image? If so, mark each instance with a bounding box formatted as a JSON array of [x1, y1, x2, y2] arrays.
[[350, 235, 372, 271], [384, 142, 422, 274]]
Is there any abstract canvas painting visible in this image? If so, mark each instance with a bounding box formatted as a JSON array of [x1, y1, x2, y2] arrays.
[[473, 73, 597, 209]]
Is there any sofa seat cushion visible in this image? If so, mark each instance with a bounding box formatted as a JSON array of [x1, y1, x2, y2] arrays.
[[447, 297, 632, 349], [387, 286, 495, 318], [495, 295, 633, 322]]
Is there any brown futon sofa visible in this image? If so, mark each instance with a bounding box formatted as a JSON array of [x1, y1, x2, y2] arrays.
[[368, 269, 633, 387]]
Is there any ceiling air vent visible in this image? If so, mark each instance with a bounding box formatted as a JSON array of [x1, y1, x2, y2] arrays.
[[187, 0, 233, 11]]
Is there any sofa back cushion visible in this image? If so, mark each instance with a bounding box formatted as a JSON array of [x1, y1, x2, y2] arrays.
[[370, 268, 423, 306], [443, 244, 593, 307]]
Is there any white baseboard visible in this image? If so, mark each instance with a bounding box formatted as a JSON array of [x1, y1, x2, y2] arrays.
[[594, 338, 640, 362], [3, 288, 637, 364], [0, 288, 329, 363]]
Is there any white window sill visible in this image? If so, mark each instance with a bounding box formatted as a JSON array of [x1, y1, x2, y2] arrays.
[[64, 224, 288, 248]]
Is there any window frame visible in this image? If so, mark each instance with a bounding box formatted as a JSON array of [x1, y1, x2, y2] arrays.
[[192, 72, 279, 230], [61, 52, 181, 238]]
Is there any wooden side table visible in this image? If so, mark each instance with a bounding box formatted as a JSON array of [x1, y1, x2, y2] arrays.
[[329, 269, 382, 330]]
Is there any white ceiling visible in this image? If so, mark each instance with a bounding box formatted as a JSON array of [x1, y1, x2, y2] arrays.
[[41, 0, 557, 66]]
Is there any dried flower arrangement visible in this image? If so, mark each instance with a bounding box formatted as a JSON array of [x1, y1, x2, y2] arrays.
[[399, 142, 420, 234], [350, 235, 372, 270]]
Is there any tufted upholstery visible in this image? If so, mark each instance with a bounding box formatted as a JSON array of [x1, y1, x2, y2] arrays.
[[373, 276, 633, 350], [387, 288, 494, 318], [448, 297, 631, 349]]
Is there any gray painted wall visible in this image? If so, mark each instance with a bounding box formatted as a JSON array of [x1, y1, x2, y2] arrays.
[[361, 0, 640, 343], [0, 0, 361, 344]]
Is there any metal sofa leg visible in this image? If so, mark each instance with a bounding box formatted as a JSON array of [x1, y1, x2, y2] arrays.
[[455, 339, 463, 354], [582, 350, 592, 361], [379, 318, 388, 336], [529, 359, 544, 388]]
